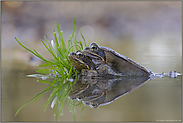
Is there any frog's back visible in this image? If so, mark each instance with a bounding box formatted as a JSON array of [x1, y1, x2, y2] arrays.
[[100, 46, 153, 76]]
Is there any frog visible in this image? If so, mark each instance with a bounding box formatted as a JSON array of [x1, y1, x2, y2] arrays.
[[82, 43, 153, 76]]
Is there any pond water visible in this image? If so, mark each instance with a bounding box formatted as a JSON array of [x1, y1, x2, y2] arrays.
[[1, 40, 182, 122]]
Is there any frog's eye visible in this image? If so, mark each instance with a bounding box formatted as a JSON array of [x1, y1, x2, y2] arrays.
[[90, 43, 98, 52], [90, 101, 98, 108], [76, 51, 84, 59], [76, 95, 84, 101]]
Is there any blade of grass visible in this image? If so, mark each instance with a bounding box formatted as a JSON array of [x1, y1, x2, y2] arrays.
[[15, 38, 42, 59], [51, 40, 70, 70], [96, 37, 100, 44], [51, 96, 57, 109], [56, 22, 66, 52], [80, 105, 85, 116], [60, 31, 66, 52], [42, 87, 59, 111], [67, 44, 81, 54], [68, 66, 73, 79], [41, 40, 58, 61], [38, 80, 54, 85], [33, 49, 56, 65], [36, 68, 52, 74], [44, 36, 52, 50], [72, 18, 76, 38], [16, 37, 57, 66], [79, 41, 83, 50], [69, 35, 73, 52], [53, 80, 65, 115], [38, 63, 51, 67], [15, 87, 54, 116], [88, 39, 90, 46], [80, 29, 87, 46], [54, 81, 71, 119], [54, 32, 59, 48], [73, 101, 76, 121], [56, 93, 68, 120]]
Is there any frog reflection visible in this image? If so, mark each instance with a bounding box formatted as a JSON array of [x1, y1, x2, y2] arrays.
[[68, 78, 96, 101], [69, 76, 150, 108]]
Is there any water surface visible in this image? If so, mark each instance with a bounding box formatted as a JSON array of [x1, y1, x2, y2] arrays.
[[2, 40, 181, 121]]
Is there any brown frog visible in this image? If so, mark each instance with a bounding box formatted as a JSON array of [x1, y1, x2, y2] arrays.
[[83, 43, 153, 76]]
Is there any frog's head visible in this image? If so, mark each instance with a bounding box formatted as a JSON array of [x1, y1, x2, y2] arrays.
[[88, 43, 106, 61], [68, 50, 95, 71], [86, 42, 118, 63], [83, 44, 105, 67]]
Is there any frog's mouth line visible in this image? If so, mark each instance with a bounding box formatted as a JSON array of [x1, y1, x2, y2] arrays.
[[68, 54, 90, 70], [71, 59, 90, 69]]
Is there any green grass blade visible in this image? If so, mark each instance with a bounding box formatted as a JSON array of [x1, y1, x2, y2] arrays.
[[41, 40, 57, 60], [72, 18, 76, 38], [42, 87, 59, 111], [80, 29, 87, 46], [68, 66, 73, 79], [15, 87, 53, 116], [80, 105, 85, 115], [38, 80, 54, 85], [16, 38, 57, 66], [54, 32, 59, 48], [60, 31, 66, 50], [88, 39, 90, 46], [79, 41, 83, 50], [67, 44, 81, 54], [96, 37, 100, 44], [15, 38, 41, 59], [69, 35, 73, 52], [38, 63, 51, 67], [56, 22, 66, 52], [44, 36, 55, 54], [36, 68, 52, 74]]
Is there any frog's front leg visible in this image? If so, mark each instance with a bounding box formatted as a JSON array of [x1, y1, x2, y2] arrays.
[[96, 64, 120, 76], [81, 69, 98, 77]]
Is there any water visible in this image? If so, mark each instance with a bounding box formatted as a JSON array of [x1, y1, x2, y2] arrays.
[[1, 39, 182, 122]]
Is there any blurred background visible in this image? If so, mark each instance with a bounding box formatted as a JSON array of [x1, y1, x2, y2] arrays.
[[1, 1, 182, 122]]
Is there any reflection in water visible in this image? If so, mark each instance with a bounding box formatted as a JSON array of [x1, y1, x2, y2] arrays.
[[2, 62, 181, 122], [69, 76, 151, 108]]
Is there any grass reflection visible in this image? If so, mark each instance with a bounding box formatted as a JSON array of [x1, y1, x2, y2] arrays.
[[39, 77, 82, 121], [16, 75, 84, 121]]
